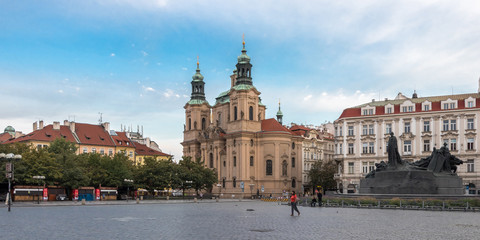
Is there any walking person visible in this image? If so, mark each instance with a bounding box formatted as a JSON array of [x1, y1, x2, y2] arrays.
[[317, 190, 323, 207], [290, 191, 300, 216]]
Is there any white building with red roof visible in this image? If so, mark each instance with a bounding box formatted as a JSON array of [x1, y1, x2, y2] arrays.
[[334, 89, 480, 195]]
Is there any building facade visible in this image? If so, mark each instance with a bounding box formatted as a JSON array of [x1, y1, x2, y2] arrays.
[[334, 91, 480, 194], [181, 42, 303, 197]]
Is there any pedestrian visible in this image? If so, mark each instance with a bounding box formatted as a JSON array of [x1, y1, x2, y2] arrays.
[[290, 191, 300, 216], [317, 190, 323, 207], [311, 197, 317, 207]]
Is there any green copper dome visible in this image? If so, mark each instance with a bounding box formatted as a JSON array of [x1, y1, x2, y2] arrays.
[[192, 63, 204, 82], [4, 126, 15, 134], [237, 43, 251, 64]]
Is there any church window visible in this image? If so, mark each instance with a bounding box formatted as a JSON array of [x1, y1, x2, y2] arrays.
[[209, 153, 213, 168], [282, 160, 287, 176], [188, 118, 191, 130], [233, 156, 237, 167], [223, 161, 226, 167], [234, 106, 238, 120], [250, 139, 254, 146], [233, 177, 236, 188], [292, 179, 296, 188], [292, 142, 295, 149], [291, 157, 295, 168], [222, 178, 225, 188], [249, 106, 253, 120], [201, 118, 206, 130], [250, 156, 254, 166], [266, 160, 272, 175], [194, 121, 197, 129]]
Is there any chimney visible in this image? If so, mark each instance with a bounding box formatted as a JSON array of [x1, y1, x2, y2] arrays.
[[33, 121, 38, 131], [102, 122, 110, 132], [146, 137, 151, 148], [230, 70, 237, 88], [53, 121, 60, 130], [64, 120, 69, 126], [39, 120, 44, 129], [372, 99, 375, 102], [385, 98, 388, 101], [69, 122, 75, 133]]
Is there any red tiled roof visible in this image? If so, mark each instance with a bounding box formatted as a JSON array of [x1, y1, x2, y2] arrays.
[[289, 125, 311, 131], [261, 118, 292, 134], [111, 132, 134, 147], [135, 142, 171, 157], [4, 125, 77, 144], [0, 133, 13, 143], [73, 123, 115, 147]]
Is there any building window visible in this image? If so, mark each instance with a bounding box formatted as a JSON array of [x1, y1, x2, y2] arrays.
[[369, 109, 373, 115], [100, 148, 105, 155], [362, 143, 368, 154], [188, 118, 191, 130], [408, 106, 413, 112], [467, 138, 475, 150], [250, 156, 254, 166], [348, 126, 354, 136], [249, 106, 253, 120], [83, 147, 87, 153], [292, 142, 295, 149], [233, 178, 236, 188], [402, 106, 407, 112], [222, 178, 225, 188], [443, 103, 449, 109], [362, 125, 368, 135], [282, 160, 287, 176], [233, 156, 236, 167], [338, 127, 343, 136], [92, 148, 96, 153], [348, 143, 354, 154], [467, 118, 474, 130], [424, 105, 430, 111], [266, 160, 272, 175], [467, 101, 474, 108], [386, 123, 392, 134], [369, 142, 374, 154], [451, 120, 457, 131], [368, 125, 374, 135], [339, 143, 343, 154], [362, 162, 368, 174], [234, 106, 238, 120], [369, 162, 375, 172], [450, 138, 457, 151], [292, 179, 296, 188], [450, 102, 456, 109], [129, 151, 133, 157], [223, 161, 226, 167], [423, 121, 430, 132], [108, 149, 113, 156], [467, 160, 474, 172], [404, 122, 411, 133], [201, 118, 206, 130], [386, 107, 393, 114], [348, 162, 354, 174], [291, 157, 295, 168], [210, 153, 214, 168], [443, 120, 449, 131], [404, 140, 412, 155], [423, 140, 430, 152]]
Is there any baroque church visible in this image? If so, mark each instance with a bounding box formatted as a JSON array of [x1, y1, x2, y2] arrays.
[[181, 41, 303, 197]]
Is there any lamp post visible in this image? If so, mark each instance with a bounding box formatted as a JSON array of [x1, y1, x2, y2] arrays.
[[1, 153, 22, 212], [32, 175, 45, 204], [124, 179, 133, 202]]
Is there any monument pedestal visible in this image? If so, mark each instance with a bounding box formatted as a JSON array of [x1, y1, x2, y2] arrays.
[[360, 170, 463, 195]]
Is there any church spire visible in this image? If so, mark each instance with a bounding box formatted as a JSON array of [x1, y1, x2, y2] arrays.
[[189, 56, 206, 103], [235, 34, 253, 86], [276, 99, 283, 125]]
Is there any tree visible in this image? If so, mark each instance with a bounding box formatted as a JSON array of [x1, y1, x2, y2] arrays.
[[178, 156, 217, 194], [307, 160, 337, 193]]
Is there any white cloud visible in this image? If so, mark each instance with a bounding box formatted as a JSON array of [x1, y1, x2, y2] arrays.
[[141, 50, 148, 57], [110, 53, 115, 57], [143, 86, 155, 92], [163, 89, 175, 98], [182, 67, 188, 71], [58, 89, 64, 94]]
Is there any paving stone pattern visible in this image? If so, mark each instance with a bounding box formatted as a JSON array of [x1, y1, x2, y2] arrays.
[[1, 200, 480, 239]]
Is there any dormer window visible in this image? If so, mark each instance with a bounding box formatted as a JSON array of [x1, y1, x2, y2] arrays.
[[465, 97, 476, 108], [441, 98, 457, 110], [400, 100, 415, 113], [422, 100, 431, 111], [384, 103, 394, 114], [361, 106, 375, 116]]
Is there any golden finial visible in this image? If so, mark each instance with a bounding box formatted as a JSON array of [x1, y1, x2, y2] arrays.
[[197, 55, 199, 68], [242, 33, 245, 47], [279, 98, 281, 107]]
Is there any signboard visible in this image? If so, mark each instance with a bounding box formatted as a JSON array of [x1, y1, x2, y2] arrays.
[[43, 188, 48, 201], [6, 172, 12, 179], [73, 189, 79, 200], [240, 182, 244, 189], [261, 185, 264, 193], [95, 189, 100, 200], [6, 163, 12, 172]]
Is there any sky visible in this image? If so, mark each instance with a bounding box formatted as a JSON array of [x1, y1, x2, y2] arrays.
[[1, 0, 480, 160]]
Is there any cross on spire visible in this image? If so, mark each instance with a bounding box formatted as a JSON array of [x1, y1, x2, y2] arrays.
[[242, 33, 245, 48]]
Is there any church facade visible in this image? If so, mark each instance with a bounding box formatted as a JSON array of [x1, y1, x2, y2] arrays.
[[181, 42, 303, 197]]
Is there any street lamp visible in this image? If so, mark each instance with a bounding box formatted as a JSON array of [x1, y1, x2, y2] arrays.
[[32, 175, 45, 204], [124, 179, 133, 202], [1, 153, 22, 212]]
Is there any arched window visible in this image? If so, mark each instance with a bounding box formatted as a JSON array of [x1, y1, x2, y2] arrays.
[[223, 161, 226, 167], [282, 160, 288, 176], [188, 118, 191, 130], [266, 160, 272, 175], [201, 118, 206, 130], [222, 178, 225, 188], [250, 156, 254, 166], [194, 121, 197, 129], [209, 153, 214, 168], [292, 142, 295, 149], [292, 179, 296, 188], [233, 156, 237, 167], [291, 157, 295, 168], [250, 139, 254, 146], [234, 106, 238, 120], [249, 106, 253, 120], [233, 177, 236, 188]]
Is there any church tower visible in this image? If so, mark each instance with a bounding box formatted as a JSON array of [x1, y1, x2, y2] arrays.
[[182, 58, 211, 159], [276, 100, 283, 125]]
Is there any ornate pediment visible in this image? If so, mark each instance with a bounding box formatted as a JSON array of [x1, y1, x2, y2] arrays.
[[264, 154, 274, 159], [440, 131, 459, 138], [399, 132, 415, 141], [249, 149, 255, 154]]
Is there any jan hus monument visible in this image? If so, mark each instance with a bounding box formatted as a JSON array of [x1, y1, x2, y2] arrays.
[[360, 132, 464, 195]]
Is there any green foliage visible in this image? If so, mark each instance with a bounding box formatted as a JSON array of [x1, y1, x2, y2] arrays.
[[307, 160, 337, 192]]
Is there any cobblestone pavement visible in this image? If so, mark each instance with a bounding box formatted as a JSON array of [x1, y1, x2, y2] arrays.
[[1, 200, 480, 240]]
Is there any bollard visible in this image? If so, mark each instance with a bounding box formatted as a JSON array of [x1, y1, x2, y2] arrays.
[[378, 200, 380, 208], [342, 200, 344, 208], [167, 196, 169, 201], [81, 199, 86, 205], [400, 200, 402, 208], [194, 197, 197, 203], [422, 201, 425, 209], [466, 202, 469, 210], [442, 201, 445, 210], [136, 198, 140, 204]]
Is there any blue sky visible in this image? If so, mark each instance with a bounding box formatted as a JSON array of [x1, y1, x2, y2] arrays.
[[1, 0, 480, 160]]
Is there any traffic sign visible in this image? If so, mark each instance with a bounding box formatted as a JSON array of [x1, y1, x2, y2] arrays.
[[5, 163, 12, 172], [6, 172, 13, 179], [261, 185, 264, 192], [240, 182, 244, 189]]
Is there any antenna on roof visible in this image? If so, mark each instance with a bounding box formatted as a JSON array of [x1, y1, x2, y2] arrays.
[[68, 115, 76, 122], [98, 112, 103, 124]]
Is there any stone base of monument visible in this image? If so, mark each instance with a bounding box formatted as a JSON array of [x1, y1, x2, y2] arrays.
[[360, 170, 464, 195]]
